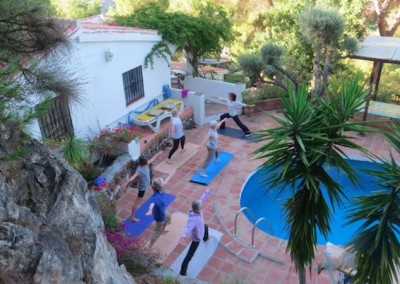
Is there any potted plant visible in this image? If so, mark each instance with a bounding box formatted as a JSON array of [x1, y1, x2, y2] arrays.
[[90, 126, 142, 165]]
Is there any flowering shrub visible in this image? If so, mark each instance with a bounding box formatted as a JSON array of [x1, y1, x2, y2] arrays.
[[98, 195, 159, 276], [105, 230, 156, 276], [99, 125, 142, 144], [105, 230, 137, 259], [89, 126, 142, 164]]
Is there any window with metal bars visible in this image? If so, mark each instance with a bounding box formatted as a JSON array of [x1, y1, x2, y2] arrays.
[[122, 65, 145, 105], [37, 96, 74, 141]]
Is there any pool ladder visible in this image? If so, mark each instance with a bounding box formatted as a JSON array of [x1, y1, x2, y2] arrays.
[[234, 207, 273, 248]]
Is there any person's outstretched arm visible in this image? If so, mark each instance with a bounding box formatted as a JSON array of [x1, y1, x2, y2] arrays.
[[148, 151, 162, 164], [164, 171, 176, 186], [145, 203, 154, 216], [234, 101, 247, 107], [199, 188, 211, 204], [121, 172, 138, 192], [212, 96, 228, 103], [216, 118, 227, 128]]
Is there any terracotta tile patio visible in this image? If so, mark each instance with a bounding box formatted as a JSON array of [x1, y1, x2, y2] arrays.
[[116, 108, 399, 284]]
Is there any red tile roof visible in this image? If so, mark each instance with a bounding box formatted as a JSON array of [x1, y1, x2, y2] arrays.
[[199, 65, 229, 74], [64, 16, 158, 38]]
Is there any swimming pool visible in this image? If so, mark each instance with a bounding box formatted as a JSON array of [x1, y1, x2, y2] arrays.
[[240, 159, 384, 245]]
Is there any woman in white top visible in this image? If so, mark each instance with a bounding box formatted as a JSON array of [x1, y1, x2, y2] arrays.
[[214, 92, 252, 137], [199, 119, 226, 177], [167, 108, 185, 164]]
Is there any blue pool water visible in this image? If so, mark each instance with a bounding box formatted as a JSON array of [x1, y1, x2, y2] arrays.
[[240, 159, 386, 245]]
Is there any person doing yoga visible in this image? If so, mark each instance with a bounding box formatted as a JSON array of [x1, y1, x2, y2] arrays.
[[198, 119, 226, 178], [213, 92, 252, 137]]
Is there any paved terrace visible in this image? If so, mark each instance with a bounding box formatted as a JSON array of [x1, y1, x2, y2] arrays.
[[117, 107, 399, 284]]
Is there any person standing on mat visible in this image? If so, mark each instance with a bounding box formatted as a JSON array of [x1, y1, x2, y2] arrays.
[[213, 92, 252, 137], [145, 174, 174, 248], [199, 119, 226, 178], [121, 152, 162, 222], [179, 188, 212, 276], [167, 107, 185, 165]]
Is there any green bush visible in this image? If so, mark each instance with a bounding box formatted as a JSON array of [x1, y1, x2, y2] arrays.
[[97, 195, 120, 232], [242, 85, 286, 104], [238, 54, 263, 87], [224, 74, 248, 84], [163, 276, 180, 284], [78, 161, 102, 185], [119, 255, 149, 276], [61, 135, 89, 167]]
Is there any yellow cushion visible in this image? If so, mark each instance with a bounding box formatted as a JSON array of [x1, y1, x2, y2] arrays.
[[135, 99, 182, 122], [148, 109, 165, 116]]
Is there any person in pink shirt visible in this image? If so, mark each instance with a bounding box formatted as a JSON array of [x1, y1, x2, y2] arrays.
[[179, 188, 211, 276]]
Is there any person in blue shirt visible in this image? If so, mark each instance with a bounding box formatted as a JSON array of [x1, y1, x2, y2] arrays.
[[145, 173, 174, 248]]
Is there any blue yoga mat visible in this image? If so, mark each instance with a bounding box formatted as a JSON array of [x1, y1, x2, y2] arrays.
[[217, 127, 256, 142], [190, 151, 233, 185], [123, 192, 176, 239]]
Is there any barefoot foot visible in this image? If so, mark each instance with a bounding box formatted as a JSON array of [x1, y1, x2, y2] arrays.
[[166, 159, 173, 165], [181, 149, 186, 153], [200, 173, 208, 178], [130, 217, 140, 222]]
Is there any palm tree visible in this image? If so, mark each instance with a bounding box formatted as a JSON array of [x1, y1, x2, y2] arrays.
[[253, 79, 372, 284], [346, 126, 400, 284]]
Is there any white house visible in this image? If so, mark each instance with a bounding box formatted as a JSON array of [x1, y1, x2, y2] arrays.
[[30, 16, 172, 140]]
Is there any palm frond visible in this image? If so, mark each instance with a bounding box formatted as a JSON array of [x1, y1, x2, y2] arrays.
[[253, 78, 373, 275]]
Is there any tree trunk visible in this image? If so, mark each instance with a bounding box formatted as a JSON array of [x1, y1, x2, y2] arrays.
[[372, 62, 384, 100], [320, 45, 334, 97], [183, 49, 195, 76], [297, 263, 306, 284], [313, 41, 323, 96]]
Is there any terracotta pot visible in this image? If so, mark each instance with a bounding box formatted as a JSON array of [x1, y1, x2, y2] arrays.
[[244, 105, 255, 117]]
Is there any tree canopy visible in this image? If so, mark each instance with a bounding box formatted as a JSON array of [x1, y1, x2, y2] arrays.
[[114, 3, 232, 76], [50, 0, 101, 19]]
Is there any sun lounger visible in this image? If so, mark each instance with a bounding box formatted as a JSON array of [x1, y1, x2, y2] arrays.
[[132, 99, 183, 132], [360, 101, 400, 119]]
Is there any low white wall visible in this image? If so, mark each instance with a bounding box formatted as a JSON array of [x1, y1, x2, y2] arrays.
[[182, 76, 246, 103], [171, 88, 204, 126]]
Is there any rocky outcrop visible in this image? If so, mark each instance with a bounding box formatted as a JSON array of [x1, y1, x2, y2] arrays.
[[0, 137, 134, 284]]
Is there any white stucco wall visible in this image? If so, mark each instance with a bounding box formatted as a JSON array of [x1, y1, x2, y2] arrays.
[[30, 31, 171, 139], [170, 88, 205, 126], [182, 76, 246, 103]]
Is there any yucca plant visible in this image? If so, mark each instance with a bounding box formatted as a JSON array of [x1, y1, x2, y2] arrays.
[[346, 124, 400, 284], [60, 135, 88, 167], [253, 79, 372, 284]]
